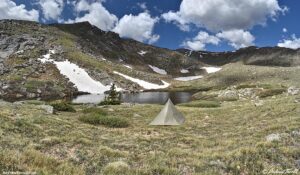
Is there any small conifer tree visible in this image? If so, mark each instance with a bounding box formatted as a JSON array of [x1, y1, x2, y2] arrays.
[[99, 83, 121, 105]]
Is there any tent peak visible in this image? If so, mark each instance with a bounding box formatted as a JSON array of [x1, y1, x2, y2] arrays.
[[149, 98, 185, 126]]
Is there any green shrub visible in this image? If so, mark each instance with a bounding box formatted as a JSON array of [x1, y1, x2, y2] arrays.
[[236, 84, 257, 89], [82, 107, 107, 115], [217, 96, 239, 102], [99, 100, 121, 106], [101, 117, 129, 128], [258, 88, 286, 98], [258, 84, 274, 89], [79, 114, 129, 128], [79, 114, 105, 125], [51, 102, 76, 112], [179, 100, 221, 108]]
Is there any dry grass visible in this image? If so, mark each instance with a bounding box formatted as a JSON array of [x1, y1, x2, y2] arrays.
[[0, 92, 299, 174]]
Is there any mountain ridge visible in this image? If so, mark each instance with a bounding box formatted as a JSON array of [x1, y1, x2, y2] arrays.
[[0, 19, 299, 100]]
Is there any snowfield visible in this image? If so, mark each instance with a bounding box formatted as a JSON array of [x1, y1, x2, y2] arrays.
[[39, 50, 111, 94], [174, 75, 203, 81], [202, 67, 222, 73], [113, 71, 169, 89], [148, 65, 167, 75]]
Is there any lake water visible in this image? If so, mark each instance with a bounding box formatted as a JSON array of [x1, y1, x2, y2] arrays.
[[72, 91, 194, 105]]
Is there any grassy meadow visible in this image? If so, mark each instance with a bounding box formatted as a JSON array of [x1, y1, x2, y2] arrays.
[[0, 92, 299, 174]]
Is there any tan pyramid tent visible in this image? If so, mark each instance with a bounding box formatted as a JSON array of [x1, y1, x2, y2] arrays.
[[149, 99, 185, 125]]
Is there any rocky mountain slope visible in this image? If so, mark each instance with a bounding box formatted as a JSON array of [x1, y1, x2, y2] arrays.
[[0, 19, 299, 100], [0, 20, 203, 100], [178, 46, 300, 67]]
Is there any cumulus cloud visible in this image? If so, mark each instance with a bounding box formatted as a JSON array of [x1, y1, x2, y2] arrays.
[[71, 0, 118, 31], [182, 31, 220, 50], [0, 0, 39, 21], [39, 0, 64, 20], [217, 30, 255, 49], [113, 12, 160, 44], [66, 1, 160, 44], [162, 11, 190, 31], [278, 35, 300, 49], [283, 28, 288, 33], [162, 0, 286, 32]]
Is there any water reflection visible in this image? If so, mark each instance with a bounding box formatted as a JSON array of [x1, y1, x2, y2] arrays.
[[72, 91, 193, 105]]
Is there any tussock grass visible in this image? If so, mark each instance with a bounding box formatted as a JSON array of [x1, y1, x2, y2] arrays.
[[236, 84, 257, 89], [0, 94, 299, 174], [82, 107, 107, 115], [258, 88, 286, 98], [179, 100, 221, 108]]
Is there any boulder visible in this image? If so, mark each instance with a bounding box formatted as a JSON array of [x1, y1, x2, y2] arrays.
[[38, 105, 54, 114], [287, 86, 299, 95], [218, 90, 239, 101], [266, 133, 280, 142]]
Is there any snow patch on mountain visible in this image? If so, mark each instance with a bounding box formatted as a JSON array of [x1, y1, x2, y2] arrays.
[[202, 67, 222, 73], [148, 65, 167, 75], [174, 75, 203, 81], [138, 50, 147, 56], [113, 71, 169, 89], [180, 69, 189, 73], [123, 65, 132, 69], [39, 50, 111, 94]]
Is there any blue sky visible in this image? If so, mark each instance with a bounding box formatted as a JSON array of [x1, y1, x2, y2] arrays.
[[3, 0, 300, 51]]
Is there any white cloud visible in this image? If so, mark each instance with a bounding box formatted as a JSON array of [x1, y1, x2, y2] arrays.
[[278, 35, 300, 49], [72, 0, 118, 31], [162, 11, 190, 31], [0, 0, 39, 21], [39, 0, 64, 20], [182, 31, 220, 50], [217, 30, 255, 49], [137, 2, 147, 11], [162, 0, 286, 32], [113, 12, 160, 44], [283, 28, 288, 33]]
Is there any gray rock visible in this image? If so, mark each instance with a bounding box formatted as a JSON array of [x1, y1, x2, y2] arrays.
[[266, 133, 280, 142], [209, 160, 226, 168], [296, 160, 300, 169], [13, 101, 25, 106], [108, 108, 114, 112], [288, 86, 300, 95], [0, 100, 12, 107], [133, 113, 142, 117], [26, 93, 37, 98], [218, 90, 239, 100], [291, 130, 300, 137], [254, 100, 264, 107], [38, 105, 54, 114]]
